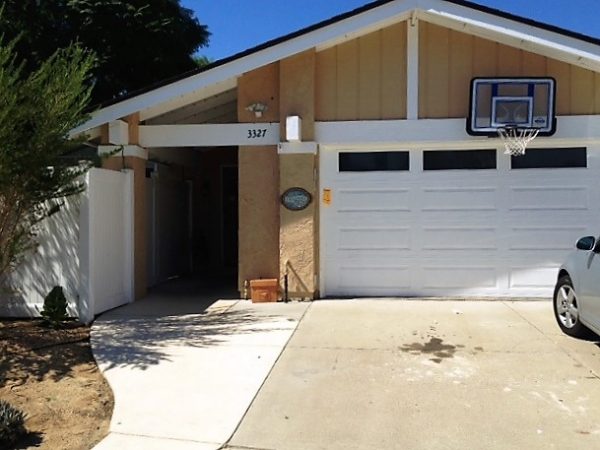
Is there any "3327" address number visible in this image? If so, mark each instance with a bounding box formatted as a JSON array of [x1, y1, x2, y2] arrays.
[[247, 129, 268, 139]]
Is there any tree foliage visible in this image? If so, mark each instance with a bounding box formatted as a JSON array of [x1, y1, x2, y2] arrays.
[[0, 39, 96, 279], [0, 0, 210, 104]]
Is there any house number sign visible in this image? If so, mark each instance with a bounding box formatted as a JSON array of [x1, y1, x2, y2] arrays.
[[247, 128, 268, 139], [281, 187, 312, 211]]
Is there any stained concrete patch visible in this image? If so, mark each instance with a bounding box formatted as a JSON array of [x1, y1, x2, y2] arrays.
[[229, 300, 600, 450]]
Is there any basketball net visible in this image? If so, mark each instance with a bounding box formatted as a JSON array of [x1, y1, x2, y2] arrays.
[[497, 126, 539, 156]]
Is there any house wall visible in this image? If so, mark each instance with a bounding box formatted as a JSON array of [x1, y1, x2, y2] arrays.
[[315, 22, 408, 121], [238, 63, 281, 291], [419, 22, 600, 118], [280, 50, 317, 298], [237, 18, 600, 299]]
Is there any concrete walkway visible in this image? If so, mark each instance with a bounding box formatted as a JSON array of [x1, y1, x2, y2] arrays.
[[91, 281, 309, 450]]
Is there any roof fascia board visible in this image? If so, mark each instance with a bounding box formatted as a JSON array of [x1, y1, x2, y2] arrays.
[[417, 0, 600, 71], [73, 0, 418, 134]]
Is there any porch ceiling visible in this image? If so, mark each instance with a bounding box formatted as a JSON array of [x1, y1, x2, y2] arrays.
[[145, 88, 237, 125]]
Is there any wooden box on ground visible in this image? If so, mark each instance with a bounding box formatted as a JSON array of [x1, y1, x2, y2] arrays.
[[250, 279, 279, 303]]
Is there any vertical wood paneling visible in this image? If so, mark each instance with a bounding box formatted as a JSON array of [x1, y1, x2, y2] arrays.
[[472, 36, 497, 77], [418, 22, 429, 118], [448, 30, 472, 118], [570, 66, 595, 115], [427, 24, 450, 118], [336, 39, 359, 120], [317, 21, 600, 121], [521, 51, 546, 76], [497, 45, 521, 77], [315, 47, 337, 120], [358, 31, 381, 119], [547, 59, 571, 115], [381, 22, 406, 119]]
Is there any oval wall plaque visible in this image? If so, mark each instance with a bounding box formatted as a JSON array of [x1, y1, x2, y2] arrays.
[[281, 187, 312, 211]]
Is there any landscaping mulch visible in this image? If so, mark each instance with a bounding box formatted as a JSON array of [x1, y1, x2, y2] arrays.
[[0, 319, 113, 450]]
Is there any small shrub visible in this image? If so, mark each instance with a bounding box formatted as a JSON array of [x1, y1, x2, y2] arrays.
[[41, 285, 69, 329], [0, 400, 26, 447]]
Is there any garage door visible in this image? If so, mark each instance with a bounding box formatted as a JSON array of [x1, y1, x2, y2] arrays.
[[320, 147, 600, 297]]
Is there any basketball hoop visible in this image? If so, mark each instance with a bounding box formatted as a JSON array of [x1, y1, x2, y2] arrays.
[[497, 126, 539, 156]]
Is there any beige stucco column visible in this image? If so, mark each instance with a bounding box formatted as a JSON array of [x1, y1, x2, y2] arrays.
[[279, 50, 318, 299], [237, 63, 281, 293], [99, 145, 148, 301]]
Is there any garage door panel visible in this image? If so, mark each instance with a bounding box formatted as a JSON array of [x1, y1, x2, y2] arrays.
[[509, 186, 588, 211], [336, 210, 414, 226], [509, 266, 559, 289], [338, 227, 411, 250], [421, 266, 498, 289], [507, 226, 588, 251], [421, 210, 498, 225], [421, 226, 497, 250], [339, 266, 411, 290], [420, 187, 498, 211], [338, 188, 411, 210]]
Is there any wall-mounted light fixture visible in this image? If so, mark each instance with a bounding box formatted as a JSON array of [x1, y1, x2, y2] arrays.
[[245, 102, 268, 118]]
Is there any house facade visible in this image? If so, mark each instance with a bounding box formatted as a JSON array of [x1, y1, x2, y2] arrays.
[[71, 0, 600, 306]]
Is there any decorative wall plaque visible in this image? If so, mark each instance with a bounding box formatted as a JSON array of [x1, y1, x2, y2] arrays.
[[281, 187, 312, 211]]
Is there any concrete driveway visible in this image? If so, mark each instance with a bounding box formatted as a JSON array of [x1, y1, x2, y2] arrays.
[[227, 300, 600, 450]]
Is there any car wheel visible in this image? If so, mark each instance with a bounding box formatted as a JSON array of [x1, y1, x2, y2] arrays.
[[553, 275, 588, 338]]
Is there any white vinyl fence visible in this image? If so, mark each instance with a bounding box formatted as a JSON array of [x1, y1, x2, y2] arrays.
[[0, 168, 134, 323]]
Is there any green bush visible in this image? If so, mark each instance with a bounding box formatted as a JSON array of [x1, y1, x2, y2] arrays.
[[41, 285, 69, 328], [0, 400, 26, 447]]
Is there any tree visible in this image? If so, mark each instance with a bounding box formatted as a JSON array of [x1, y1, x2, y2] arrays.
[[0, 1, 210, 104], [0, 39, 96, 280]]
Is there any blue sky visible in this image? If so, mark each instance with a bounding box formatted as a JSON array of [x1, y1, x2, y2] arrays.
[[181, 0, 600, 61]]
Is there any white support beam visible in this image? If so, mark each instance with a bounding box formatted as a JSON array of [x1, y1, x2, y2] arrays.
[[407, 12, 419, 120], [316, 116, 600, 149], [108, 120, 129, 145], [278, 142, 317, 154], [138, 123, 280, 148]]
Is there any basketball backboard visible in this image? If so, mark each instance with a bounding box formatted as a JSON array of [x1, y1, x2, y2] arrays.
[[467, 77, 556, 136]]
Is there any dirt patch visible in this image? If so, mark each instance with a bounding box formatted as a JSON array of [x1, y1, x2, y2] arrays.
[[0, 319, 114, 449]]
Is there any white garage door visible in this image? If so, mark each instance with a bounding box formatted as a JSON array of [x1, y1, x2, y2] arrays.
[[320, 147, 600, 297]]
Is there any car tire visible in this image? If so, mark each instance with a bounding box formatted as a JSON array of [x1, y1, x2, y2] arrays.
[[553, 275, 589, 338]]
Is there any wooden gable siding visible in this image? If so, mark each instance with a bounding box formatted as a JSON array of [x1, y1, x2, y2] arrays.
[[315, 22, 408, 121], [419, 22, 600, 118]]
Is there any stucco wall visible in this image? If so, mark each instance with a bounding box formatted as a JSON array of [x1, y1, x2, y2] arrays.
[[419, 22, 600, 118], [279, 154, 316, 298], [238, 63, 281, 292]]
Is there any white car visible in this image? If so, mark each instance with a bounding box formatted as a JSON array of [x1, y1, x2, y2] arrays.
[[554, 235, 600, 338]]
